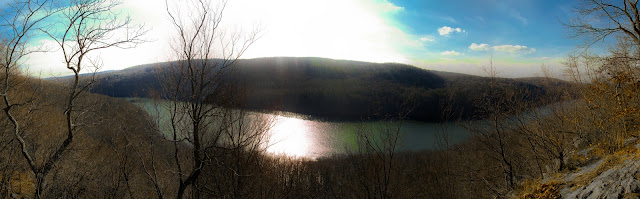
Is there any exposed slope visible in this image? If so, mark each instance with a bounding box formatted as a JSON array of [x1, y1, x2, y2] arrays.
[[518, 139, 640, 199], [563, 157, 640, 198]]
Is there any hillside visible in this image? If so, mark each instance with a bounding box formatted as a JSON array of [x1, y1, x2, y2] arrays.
[[0, 75, 173, 198], [55, 57, 572, 122]]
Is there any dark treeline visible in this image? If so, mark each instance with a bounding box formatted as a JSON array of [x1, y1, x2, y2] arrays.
[[75, 57, 575, 122]]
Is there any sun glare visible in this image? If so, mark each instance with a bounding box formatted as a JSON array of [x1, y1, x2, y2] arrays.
[[266, 116, 311, 157], [230, 0, 411, 64]]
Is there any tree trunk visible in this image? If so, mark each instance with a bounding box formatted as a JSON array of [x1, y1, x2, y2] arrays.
[[35, 172, 46, 199]]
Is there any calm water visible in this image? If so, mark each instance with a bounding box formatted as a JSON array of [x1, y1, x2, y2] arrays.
[[127, 98, 470, 159]]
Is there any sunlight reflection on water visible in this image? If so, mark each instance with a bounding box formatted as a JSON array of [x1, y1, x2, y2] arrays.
[[262, 114, 472, 159], [129, 97, 470, 160], [266, 116, 312, 157]]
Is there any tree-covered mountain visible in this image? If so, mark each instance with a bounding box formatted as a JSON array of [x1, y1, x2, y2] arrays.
[[57, 57, 573, 122]]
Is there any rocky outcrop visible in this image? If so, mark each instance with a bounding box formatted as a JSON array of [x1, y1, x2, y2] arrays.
[[561, 143, 640, 199], [562, 158, 640, 198]]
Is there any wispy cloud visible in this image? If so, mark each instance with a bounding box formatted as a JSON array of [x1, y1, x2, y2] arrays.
[[493, 45, 535, 53], [441, 16, 457, 23], [420, 37, 434, 42], [469, 43, 489, 51], [474, 16, 486, 24], [438, 26, 464, 36], [511, 11, 527, 25], [441, 50, 461, 56], [378, 0, 404, 12], [466, 43, 535, 53]]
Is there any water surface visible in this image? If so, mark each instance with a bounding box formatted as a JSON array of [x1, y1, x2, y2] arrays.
[[128, 98, 470, 159]]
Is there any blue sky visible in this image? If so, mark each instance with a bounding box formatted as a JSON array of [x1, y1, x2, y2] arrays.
[[393, 0, 577, 57], [383, 0, 581, 77], [9, 0, 583, 78]]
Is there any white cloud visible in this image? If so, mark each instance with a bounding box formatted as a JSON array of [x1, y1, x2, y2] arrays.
[[379, 0, 404, 12], [441, 50, 461, 56], [438, 26, 464, 36], [420, 37, 434, 42], [492, 45, 535, 53], [469, 43, 489, 51]]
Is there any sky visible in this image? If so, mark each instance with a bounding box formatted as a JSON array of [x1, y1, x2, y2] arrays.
[[8, 0, 582, 78]]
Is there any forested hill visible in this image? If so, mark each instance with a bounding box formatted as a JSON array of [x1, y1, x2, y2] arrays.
[[55, 57, 573, 122]]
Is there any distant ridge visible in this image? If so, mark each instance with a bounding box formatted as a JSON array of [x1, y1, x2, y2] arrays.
[[53, 57, 572, 122]]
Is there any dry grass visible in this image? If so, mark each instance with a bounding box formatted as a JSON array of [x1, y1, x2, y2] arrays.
[[517, 179, 562, 199], [0, 171, 35, 198], [622, 193, 640, 198]]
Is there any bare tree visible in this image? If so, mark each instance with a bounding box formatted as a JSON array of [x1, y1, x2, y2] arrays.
[[567, 0, 640, 48], [156, 0, 261, 198], [463, 58, 533, 195], [347, 90, 416, 199], [564, 12, 640, 150], [195, 108, 276, 198], [0, 0, 57, 198], [351, 118, 404, 199], [0, 0, 146, 197]]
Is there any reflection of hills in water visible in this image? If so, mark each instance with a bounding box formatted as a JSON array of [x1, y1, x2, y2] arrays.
[[129, 98, 471, 159]]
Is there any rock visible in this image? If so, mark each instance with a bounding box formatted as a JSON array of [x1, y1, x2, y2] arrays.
[[577, 148, 592, 157], [563, 158, 640, 199], [563, 159, 603, 183], [625, 137, 638, 146], [10, 193, 18, 199]]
